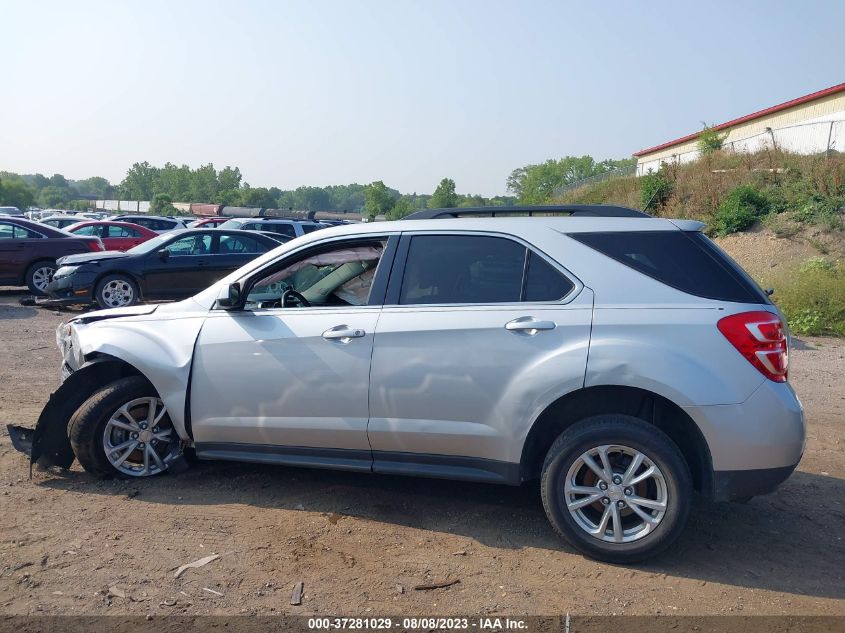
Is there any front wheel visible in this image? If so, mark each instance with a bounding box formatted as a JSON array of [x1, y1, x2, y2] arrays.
[[95, 274, 139, 308], [540, 415, 692, 563], [68, 376, 184, 478]]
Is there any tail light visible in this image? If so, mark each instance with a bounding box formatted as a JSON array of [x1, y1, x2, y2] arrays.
[[82, 238, 104, 252], [717, 311, 788, 382]]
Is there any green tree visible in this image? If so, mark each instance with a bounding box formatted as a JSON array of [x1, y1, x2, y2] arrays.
[[388, 197, 414, 220], [218, 166, 242, 193], [120, 162, 157, 199], [640, 164, 673, 211], [295, 186, 331, 211], [150, 192, 177, 215], [698, 123, 727, 155], [73, 176, 112, 198], [0, 176, 36, 210], [38, 185, 71, 208], [429, 178, 458, 208], [239, 187, 277, 209], [363, 181, 395, 220], [507, 156, 633, 204]]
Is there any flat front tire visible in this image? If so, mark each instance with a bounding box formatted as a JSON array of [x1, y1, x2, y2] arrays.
[[540, 414, 692, 563], [69, 376, 183, 478]]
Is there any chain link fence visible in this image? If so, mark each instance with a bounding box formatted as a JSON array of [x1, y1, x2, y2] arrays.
[[636, 118, 845, 176]]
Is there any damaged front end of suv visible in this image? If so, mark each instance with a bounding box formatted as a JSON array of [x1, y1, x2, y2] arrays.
[[7, 301, 207, 476]]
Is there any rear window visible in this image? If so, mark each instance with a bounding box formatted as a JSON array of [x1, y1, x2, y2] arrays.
[[570, 231, 769, 304]]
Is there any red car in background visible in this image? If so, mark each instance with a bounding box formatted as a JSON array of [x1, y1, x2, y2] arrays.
[[188, 217, 230, 228], [66, 221, 158, 252]]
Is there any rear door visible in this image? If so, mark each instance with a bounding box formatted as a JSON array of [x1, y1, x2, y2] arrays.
[[208, 232, 273, 284], [367, 232, 593, 483], [105, 224, 145, 251]]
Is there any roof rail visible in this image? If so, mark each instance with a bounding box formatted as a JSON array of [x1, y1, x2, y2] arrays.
[[404, 204, 650, 220]]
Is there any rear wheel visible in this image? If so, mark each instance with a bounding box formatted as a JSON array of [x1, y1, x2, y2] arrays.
[[540, 414, 692, 563], [25, 260, 57, 295], [95, 274, 138, 308], [69, 376, 183, 478]]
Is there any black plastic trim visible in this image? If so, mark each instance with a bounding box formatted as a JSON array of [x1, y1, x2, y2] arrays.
[[712, 464, 797, 502], [195, 443, 373, 473], [192, 443, 521, 485], [372, 451, 520, 485]]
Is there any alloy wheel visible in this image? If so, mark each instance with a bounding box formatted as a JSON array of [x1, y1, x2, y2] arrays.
[[102, 397, 181, 477], [31, 266, 55, 292], [564, 444, 668, 543]]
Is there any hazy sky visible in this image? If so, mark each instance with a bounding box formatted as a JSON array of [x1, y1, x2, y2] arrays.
[[3, 0, 844, 196]]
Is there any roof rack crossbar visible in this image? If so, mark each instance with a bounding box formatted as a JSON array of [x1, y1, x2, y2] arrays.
[[404, 205, 649, 220]]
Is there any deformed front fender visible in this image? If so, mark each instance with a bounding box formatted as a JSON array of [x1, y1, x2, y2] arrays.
[[22, 359, 145, 473]]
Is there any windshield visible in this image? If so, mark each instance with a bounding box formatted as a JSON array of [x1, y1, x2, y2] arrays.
[[217, 219, 244, 229], [127, 232, 179, 254]]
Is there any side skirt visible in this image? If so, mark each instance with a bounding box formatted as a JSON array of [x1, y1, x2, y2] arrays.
[[193, 443, 521, 485]]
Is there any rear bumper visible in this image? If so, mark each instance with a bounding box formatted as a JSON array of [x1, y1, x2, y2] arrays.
[[684, 380, 805, 473], [712, 464, 798, 502]]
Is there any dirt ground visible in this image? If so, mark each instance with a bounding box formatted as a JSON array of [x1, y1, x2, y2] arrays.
[[0, 288, 843, 618]]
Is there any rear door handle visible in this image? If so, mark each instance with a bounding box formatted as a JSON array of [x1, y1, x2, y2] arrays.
[[322, 325, 366, 342], [505, 317, 556, 335]]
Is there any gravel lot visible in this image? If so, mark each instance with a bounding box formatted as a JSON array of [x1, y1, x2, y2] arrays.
[[0, 289, 843, 617]]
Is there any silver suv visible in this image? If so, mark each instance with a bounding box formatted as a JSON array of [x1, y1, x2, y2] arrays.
[[10, 205, 804, 562]]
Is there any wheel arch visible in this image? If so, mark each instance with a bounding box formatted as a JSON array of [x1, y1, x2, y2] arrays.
[[28, 356, 151, 470], [520, 385, 714, 497], [93, 270, 144, 301]]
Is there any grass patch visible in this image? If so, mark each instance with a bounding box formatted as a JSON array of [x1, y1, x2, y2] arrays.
[[766, 258, 845, 336]]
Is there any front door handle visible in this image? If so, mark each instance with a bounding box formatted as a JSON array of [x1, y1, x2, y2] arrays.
[[322, 325, 366, 342], [505, 317, 556, 335]]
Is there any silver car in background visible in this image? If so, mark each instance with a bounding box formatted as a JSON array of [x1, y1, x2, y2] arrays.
[[9, 205, 804, 563]]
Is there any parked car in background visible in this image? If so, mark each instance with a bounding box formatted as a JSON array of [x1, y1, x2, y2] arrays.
[[41, 215, 86, 230], [0, 206, 24, 216], [0, 216, 104, 294], [11, 205, 805, 564], [217, 217, 325, 239], [65, 221, 159, 252], [188, 217, 231, 228], [112, 215, 187, 233], [45, 228, 281, 308]]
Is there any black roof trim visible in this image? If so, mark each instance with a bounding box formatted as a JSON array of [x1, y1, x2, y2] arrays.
[[404, 205, 650, 220]]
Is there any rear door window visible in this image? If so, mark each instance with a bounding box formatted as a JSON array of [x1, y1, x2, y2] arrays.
[[398, 235, 576, 305], [570, 231, 769, 303], [219, 234, 267, 254], [267, 223, 297, 237], [108, 225, 140, 237]]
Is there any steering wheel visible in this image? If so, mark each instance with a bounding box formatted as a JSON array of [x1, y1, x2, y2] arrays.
[[281, 288, 311, 308]]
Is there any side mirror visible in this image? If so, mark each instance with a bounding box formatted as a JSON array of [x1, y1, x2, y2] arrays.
[[157, 249, 170, 260], [216, 282, 243, 310]]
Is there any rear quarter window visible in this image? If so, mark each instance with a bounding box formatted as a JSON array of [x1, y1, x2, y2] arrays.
[[569, 230, 769, 304]]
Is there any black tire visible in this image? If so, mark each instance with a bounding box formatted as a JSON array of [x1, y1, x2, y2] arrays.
[[540, 414, 692, 564], [25, 260, 57, 295], [95, 274, 139, 309], [68, 376, 176, 479]]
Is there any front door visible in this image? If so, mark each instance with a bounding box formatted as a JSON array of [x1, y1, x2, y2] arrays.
[[189, 235, 394, 470], [142, 233, 213, 297]]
